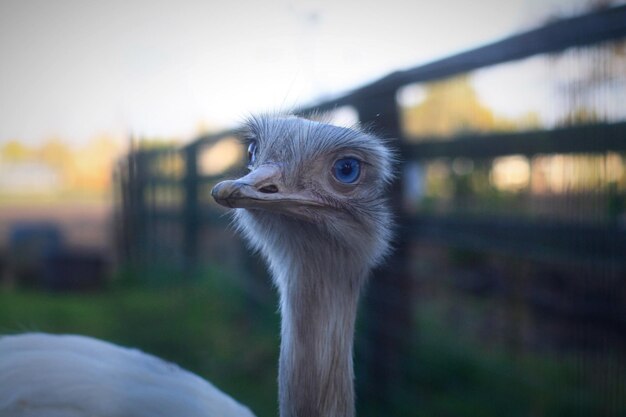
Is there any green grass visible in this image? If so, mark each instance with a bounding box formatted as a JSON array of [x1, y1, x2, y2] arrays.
[[395, 300, 625, 417]]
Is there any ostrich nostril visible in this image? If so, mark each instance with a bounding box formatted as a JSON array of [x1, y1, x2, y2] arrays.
[[258, 184, 279, 194]]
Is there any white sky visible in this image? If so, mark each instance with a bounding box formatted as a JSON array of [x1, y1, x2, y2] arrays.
[[0, 0, 598, 146]]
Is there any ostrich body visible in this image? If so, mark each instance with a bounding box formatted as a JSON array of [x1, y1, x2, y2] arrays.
[[0, 116, 394, 417], [0, 333, 255, 417]]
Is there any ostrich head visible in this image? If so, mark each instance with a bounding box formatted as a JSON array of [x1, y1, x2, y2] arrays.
[[212, 115, 394, 287], [212, 115, 394, 417]]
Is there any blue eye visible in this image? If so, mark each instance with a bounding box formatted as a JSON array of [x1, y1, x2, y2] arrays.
[[333, 158, 361, 183]]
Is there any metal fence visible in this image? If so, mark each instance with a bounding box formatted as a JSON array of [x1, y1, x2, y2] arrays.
[[115, 5, 626, 416]]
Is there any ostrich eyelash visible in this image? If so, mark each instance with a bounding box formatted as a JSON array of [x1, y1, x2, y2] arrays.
[[247, 141, 258, 166]]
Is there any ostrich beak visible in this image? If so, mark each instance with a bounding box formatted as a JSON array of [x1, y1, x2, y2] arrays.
[[211, 164, 321, 212]]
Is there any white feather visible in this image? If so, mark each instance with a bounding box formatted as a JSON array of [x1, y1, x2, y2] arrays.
[[0, 333, 255, 417]]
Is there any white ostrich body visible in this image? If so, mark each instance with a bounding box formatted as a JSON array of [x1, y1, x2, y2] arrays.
[[0, 115, 394, 417], [0, 333, 254, 417]]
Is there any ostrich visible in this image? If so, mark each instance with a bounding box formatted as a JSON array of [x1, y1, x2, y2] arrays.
[[0, 115, 394, 417]]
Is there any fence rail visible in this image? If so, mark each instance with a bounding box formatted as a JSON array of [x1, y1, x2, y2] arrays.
[[115, 5, 626, 416], [402, 121, 626, 159]]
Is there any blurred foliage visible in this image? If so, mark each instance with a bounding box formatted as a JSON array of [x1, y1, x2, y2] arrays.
[[400, 75, 540, 138], [399, 301, 620, 417], [0, 135, 121, 200], [1, 140, 31, 161], [37, 138, 74, 169]]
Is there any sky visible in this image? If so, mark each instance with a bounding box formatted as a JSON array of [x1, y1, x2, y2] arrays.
[[0, 0, 604, 146]]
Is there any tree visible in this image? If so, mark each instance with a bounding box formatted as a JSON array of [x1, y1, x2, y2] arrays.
[[1, 140, 31, 162], [400, 75, 538, 139], [37, 138, 73, 168]]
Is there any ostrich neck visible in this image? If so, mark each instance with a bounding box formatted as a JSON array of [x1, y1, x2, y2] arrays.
[[275, 250, 366, 417]]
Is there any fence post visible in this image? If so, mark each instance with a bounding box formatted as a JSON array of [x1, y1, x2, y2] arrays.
[[183, 145, 199, 278], [129, 151, 148, 267], [116, 157, 132, 267], [354, 93, 414, 410]]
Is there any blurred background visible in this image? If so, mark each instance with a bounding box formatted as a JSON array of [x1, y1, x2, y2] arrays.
[[1, 0, 626, 416]]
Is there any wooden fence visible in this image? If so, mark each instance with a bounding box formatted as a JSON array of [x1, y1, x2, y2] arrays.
[[115, 5, 626, 416]]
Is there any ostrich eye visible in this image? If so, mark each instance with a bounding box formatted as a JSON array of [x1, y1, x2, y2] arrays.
[[333, 158, 361, 184], [247, 141, 257, 165]]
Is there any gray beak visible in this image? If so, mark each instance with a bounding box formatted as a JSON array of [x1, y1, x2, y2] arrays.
[[211, 164, 322, 213]]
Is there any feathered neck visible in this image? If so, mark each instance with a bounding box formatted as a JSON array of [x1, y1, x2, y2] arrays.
[[234, 210, 380, 417], [274, 243, 366, 417]]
